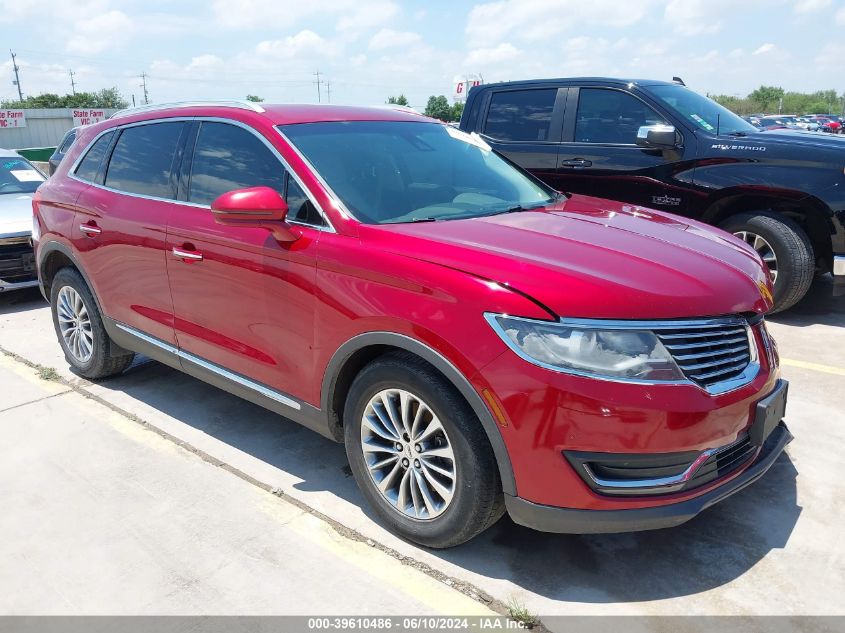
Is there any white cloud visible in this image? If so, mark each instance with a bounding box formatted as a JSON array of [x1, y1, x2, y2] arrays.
[[836, 7, 845, 23], [66, 10, 133, 54], [793, 0, 831, 13], [369, 29, 423, 50], [752, 43, 776, 55], [665, 0, 724, 35], [465, 0, 656, 46], [255, 30, 335, 59], [463, 43, 522, 67], [211, 0, 398, 34]]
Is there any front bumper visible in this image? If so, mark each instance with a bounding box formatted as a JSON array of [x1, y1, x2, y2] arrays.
[[834, 255, 845, 276], [505, 422, 792, 534]]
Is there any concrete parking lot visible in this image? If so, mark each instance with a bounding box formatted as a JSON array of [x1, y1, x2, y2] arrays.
[[1, 276, 844, 626]]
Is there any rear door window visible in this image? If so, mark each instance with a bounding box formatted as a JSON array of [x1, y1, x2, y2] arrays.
[[574, 88, 666, 144], [187, 121, 287, 206], [484, 89, 558, 142], [105, 122, 185, 198], [75, 131, 115, 184]]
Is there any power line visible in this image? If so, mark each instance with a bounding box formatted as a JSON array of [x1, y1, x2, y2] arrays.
[[69, 69, 77, 95], [313, 69, 322, 103], [9, 50, 23, 101]]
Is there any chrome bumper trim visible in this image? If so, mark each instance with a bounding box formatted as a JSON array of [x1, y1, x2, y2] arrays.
[[833, 255, 845, 276]]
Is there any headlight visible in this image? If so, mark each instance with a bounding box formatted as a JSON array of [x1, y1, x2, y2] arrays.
[[486, 314, 685, 381]]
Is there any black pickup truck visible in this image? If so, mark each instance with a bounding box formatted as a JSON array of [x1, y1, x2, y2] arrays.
[[459, 78, 845, 312]]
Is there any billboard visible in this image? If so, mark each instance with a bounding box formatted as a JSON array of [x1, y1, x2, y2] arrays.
[[0, 110, 26, 128], [453, 74, 483, 103]]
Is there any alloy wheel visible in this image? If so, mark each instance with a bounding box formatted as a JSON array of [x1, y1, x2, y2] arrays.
[[734, 230, 778, 283], [57, 286, 94, 363], [360, 388, 457, 520]]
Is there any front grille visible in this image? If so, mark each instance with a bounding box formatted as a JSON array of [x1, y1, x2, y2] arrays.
[[0, 242, 36, 284], [654, 320, 752, 388]]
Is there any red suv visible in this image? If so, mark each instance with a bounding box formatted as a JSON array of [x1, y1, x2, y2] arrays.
[[33, 102, 791, 547]]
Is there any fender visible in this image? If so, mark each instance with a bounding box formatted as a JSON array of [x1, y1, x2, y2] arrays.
[[322, 331, 517, 496], [36, 240, 101, 310]]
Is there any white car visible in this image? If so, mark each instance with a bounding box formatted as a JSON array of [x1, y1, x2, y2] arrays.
[[1, 149, 46, 292]]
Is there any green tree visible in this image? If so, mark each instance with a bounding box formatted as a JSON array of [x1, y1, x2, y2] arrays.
[[450, 101, 464, 122], [246, 94, 264, 102], [424, 95, 451, 121], [1, 87, 127, 109], [387, 94, 409, 106], [748, 85, 785, 112]]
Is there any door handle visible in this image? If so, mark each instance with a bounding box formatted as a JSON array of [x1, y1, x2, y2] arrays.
[[171, 247, 203, 262], [559, 159, 592, 168], [79, 223, 102, 237]]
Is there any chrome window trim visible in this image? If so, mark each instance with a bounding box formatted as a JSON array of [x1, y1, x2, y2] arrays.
[[114, 322, 302, 411], [484, 313, 760, 394], [68, 116, 335, 233], [110, 100, 265, 120]]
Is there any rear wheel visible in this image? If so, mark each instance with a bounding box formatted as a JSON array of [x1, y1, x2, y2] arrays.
[[720, 212, 814, 313], [50, 267, 134, 379], [344, 352, 504, 548]]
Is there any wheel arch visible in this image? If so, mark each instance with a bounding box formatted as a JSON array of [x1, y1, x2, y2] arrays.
[[37, 241, 104, 311], [321, 332, 516, 496], [702, 191, 833, 271]]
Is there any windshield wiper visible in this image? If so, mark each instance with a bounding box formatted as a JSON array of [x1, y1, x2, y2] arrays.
[[726, 131, 748, 137]]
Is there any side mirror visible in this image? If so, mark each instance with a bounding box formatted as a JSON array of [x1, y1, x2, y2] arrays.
[[636, 124, 679, 149], [211, 186, 298, 242]]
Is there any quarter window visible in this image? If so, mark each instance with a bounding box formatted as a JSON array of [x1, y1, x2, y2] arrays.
[[484, 89, 558, 142], [75, 130, 115, 184], [574, 88, 666, 144], [285, 176, 322, 225], [105, 122, 184, 198], [188, 122, 287, 206]]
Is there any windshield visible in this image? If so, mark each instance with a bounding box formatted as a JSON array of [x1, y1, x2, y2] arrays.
[[279, 121, 554, 224], [0, 156, 46, 194], [648, 84, 757, 135]]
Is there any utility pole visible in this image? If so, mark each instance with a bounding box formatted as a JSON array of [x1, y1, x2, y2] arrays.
[[9, 50, 23, 101], [313, 70, 322, 103], [69, 69, 77, 95], [139, 72, 149, 105], [326, 81, 331, 104], [132, 94, 136, 107]]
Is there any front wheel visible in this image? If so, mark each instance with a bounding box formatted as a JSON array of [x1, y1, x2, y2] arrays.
[[720, 212, 814, 313], [344, 352, 504, 548]]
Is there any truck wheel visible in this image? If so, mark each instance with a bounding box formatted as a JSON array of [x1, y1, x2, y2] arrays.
[[720, 212, 814, 313], [50, 267, 135, 379], [343, 351, 504, 548]]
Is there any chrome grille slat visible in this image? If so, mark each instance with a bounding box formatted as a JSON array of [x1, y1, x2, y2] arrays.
[[657, 328, 745, 340], [688, 360, 750, 381], [663, 336, 748, 351], [675, 353, 750, 371], [654, 318, 753, 390], [672, 344, 749, 361]]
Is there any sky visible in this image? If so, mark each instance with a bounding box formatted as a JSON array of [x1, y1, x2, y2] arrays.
[[1, 0, 843, 109]]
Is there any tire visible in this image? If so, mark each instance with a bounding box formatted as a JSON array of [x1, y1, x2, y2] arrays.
[[343, 351, 504, 548], [50, 267, 134, 379], [719, 212, 814, 313]]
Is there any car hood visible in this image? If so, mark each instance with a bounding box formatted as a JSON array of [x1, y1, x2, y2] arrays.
[[364, 195, 772, 319], [0, 193, 34, 236], [740, 128, 845, 151]]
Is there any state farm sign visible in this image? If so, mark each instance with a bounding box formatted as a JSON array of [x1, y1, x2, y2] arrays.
[[72, 109, 107, 126], [0, 110, 26, 128]]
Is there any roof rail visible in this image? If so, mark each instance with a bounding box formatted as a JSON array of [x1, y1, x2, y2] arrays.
[[110, 100, 265, 120]]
